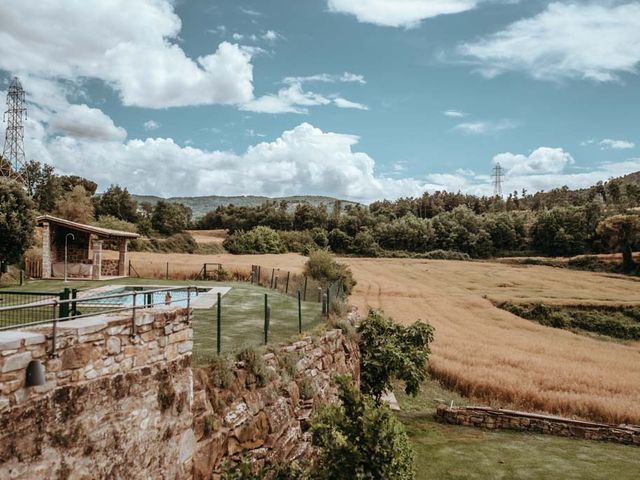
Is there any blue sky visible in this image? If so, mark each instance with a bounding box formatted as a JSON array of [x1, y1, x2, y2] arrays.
[[1, 1, 640, 202]]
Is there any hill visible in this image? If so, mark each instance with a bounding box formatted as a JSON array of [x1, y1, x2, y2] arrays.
[[131, 194, 360, 218]]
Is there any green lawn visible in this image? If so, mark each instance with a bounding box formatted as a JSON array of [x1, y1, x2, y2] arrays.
[[0, 278, 325, 357], [395, 378, 640, 480]]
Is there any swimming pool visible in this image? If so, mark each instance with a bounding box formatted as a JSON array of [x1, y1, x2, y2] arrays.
[[87, 286, 204, 307]]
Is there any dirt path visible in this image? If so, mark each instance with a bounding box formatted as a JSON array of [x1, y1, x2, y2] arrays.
[[344, 258, 640, 424]]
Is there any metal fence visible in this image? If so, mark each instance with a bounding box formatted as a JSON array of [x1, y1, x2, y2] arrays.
[[0, 290, 63, 329]]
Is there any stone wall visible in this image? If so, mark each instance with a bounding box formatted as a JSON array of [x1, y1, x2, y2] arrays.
[[192, 327, 360, 479], [436, 405, 640, 446], [0, 308, 195, 479], [101, 259, 120, 276]]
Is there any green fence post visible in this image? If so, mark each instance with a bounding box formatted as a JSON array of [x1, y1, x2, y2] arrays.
[[303, 276, 308, 301], [264, 294, 269, 344], [298, 290, 302, 334], [270, 269, 275, 289], [216, 292, 221, 355], [285, 272, 290, 294], [71, 289, 78, 318], [19, 269, 24, 286], [166, 262, 169, 280], [59, 288, 70, 319], [326, 287, 331, 314]]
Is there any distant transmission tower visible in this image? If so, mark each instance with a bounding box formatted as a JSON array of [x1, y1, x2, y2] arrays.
[[492, 162, 503, 197], [1, 77, 27, 184]]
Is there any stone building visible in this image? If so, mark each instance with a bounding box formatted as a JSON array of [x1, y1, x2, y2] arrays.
[[36, 215, 139, 280]]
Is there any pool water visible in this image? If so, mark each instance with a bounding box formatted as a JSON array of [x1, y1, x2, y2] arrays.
[[89, 287, 201, 307]]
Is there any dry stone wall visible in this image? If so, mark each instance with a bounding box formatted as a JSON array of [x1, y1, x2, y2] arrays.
[[436, 405, 640, 445], [0, 308, 194, 479], [192, 328, 360, 479]]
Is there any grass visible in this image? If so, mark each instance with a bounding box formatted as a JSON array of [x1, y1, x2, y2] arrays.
[[395, 378, 640, 480], [0, 277, 325, 357]]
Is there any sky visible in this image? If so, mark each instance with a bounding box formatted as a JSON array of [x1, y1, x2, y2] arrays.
[[1, 0, 640, 203]]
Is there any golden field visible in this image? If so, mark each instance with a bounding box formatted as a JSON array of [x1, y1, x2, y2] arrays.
[[108, 250, 640, 424]]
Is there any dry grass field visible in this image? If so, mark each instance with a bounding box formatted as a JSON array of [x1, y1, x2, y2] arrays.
[[109, 251, 640, 424], [185, 229, 227, 245]]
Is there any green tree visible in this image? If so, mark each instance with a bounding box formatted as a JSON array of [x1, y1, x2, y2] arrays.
[[151, 200, 191, 235], [597, 214, 640, 271], [53, 185, 95, 223], [311, 375, 415, 480], [0, 179, 36, 266], [20, 160, 63, 212], [358, 309, 434, 404], [59, 175, 98, 196], [94, 184, 138, 222], [223, 226, 285, 254]]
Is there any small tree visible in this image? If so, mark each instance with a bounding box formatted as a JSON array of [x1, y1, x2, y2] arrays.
[[311, 375, 415, 480], [358, 309, 434, 404], [94, 184, 138, 222], [151, 200, 191, 235], [53, 185, 94, 223], [0, 179, 36, 266], [304, 250, 355, 294], [597, 214, 640, 271]]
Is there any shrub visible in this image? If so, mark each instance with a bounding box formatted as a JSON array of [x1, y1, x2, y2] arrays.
[[304, 250, 356, 295], [278, 230, 316, 254], [311, 375, 415, 480], [236, 347, 274, 387], [209, 355, 236, 389], [358, 309, 434, 403], [224, 226, 285, 254], [277, 351, 300, 379], [298, 376, 317, 400]]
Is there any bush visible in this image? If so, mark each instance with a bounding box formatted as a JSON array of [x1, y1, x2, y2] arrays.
[[304, 250, 356, 294], [209, 355, 236, 389], [278, 230, 317, 254], [311, 375, 415, 480], [224, 226, 285, 254], [236, 347, 274, 387], [0, 179, 35, 266], [358, 309, 434, 403]]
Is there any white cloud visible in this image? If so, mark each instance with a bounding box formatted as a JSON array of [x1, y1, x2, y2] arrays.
[[327, 0, 482, 28], [48, 105, 126, 142], [444, 110, 467, 118], [283, 72, 366, 84], [333, 97, 369, 110], [459, 2, 640, 82], [242, 78, 368, 114], [29, 122, 429, 203], [454, 119, 517, 135], [599, 139, 635, 150], [493, 147, 574, 176], [144, 120, 161, 131], [0, 0, 255, 108]]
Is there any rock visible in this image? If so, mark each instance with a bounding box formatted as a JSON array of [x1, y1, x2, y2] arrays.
[[1, 351, 32, 373], [107, 337, 121, 355], [179, 428, 196, 464], [61, 344, 92, 370]]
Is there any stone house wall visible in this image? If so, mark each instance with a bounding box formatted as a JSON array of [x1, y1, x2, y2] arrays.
[[192, 328, 360, 479], [436, 405, 640, 445], [0, 308, 195, 479]]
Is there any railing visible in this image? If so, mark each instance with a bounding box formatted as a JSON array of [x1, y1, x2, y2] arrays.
[[0, 290, 63, 328], [0, 286, 196, 334]]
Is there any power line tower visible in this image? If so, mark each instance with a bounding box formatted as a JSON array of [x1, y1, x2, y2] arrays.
[[492, 162, 503, 197], [1, 77, 27, 184]]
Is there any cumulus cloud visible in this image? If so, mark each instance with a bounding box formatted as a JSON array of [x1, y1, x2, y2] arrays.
[[48, 105, 126, 142], [493, 147, 574, 176], [599, 139, 635, 150], [28, 122, 430, 202], [327, 0, 482, 28], [0, 0, 255, 108], [458, 2, 640, 82], [454, 119, 517, 135]]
